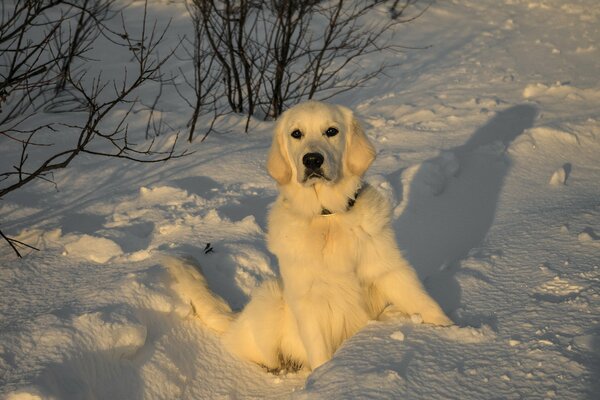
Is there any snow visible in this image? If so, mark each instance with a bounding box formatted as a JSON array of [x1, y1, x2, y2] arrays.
[[1, 0, 600, 398]]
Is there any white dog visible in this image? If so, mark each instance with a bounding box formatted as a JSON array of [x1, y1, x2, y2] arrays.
[[165, 101, 451, 372]]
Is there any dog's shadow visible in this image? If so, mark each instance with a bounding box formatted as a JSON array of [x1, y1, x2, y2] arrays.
[[392, 105, 537, 325]]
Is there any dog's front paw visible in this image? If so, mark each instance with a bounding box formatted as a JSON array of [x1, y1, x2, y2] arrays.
[[416, 312, 453, 327]]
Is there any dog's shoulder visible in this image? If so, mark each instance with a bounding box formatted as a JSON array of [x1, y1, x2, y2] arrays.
[[348, 183, 392, 234], [267, 195, 303, 227], [265, 195, 306, 251]]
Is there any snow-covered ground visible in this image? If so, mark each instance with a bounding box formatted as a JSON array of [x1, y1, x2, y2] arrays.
[[2, 0, 599, 398]]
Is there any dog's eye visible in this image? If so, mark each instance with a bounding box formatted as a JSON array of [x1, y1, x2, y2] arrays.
[[325, 127, 338, 137], [291, 129, 302, 139]]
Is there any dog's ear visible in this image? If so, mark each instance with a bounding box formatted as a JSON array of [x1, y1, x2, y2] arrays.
[[267, 120, 292, 185], [343, 108, 376, 176]]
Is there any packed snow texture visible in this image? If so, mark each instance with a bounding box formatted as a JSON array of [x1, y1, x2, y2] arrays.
[[1, 0, 600, 398]]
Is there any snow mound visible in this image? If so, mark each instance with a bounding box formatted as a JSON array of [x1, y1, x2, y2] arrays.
[[435, 324, 495, 344], [139, 185, 191, 203], [390, 330, 405, 341], [577, 228, 600, 244], [5, 389, 45, 400], [549, 163, 572, 185], [523, 83, 600, 101], [404, 151, 460, 198], [528, 127, 580, 145], [63, 234, 124, 263], [535, 276, 583, 299], [71, 311, 147, 359]]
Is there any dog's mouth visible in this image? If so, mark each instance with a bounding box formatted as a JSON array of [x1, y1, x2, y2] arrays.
[[303, 169, 330, 183]]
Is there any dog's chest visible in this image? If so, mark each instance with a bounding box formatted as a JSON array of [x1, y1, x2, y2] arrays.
[[274, 214, 365, 273], [313, 216, 356, 252]]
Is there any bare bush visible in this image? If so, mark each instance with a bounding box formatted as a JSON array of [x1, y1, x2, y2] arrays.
[[0, 0, 186, 256], [1, 0, 428, 254], [185, 0, 424, 131], [175, 1, 223, 142]]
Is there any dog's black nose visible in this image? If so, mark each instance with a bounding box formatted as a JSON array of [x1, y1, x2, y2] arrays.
[[303, 152, 324, 169]]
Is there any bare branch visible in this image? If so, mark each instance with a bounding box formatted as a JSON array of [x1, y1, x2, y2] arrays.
[[0, 228, 40, 258], [185, 0, 426, 123], [1, 0, 189, 256]]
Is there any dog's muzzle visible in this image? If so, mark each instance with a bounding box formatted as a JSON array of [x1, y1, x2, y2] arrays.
[[302, 152, 328, 181]]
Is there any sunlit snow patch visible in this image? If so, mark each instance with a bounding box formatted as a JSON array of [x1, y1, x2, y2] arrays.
[[63, 234, 123, 263], [434, 324, 495, 344], [534, 276, 583, 303]]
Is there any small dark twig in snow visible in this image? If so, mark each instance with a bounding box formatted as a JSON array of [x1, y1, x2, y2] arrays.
[[0, 228, 40, 258]]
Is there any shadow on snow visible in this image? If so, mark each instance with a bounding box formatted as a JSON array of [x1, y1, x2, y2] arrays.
[[393, 104, 538, 326]]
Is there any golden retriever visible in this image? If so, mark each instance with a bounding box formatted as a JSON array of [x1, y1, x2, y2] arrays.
[[164, 100, 451, 372]]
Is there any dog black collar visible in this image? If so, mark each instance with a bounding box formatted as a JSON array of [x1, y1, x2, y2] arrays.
[[321, 183, 364, 216]]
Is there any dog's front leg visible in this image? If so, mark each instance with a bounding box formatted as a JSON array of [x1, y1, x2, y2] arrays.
[[374, 266, 452, 326], [362, 237, 452, 326], [286, 294, 332, 370]]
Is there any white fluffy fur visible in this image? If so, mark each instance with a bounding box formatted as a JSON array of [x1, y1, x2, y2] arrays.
[[164, 101, 451, 371]]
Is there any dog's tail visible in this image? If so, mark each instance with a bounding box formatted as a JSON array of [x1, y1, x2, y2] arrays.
[[162, 255, 234, 334]]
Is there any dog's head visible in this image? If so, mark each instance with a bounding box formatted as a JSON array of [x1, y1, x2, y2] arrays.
[[267, 101, 375, 187]]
